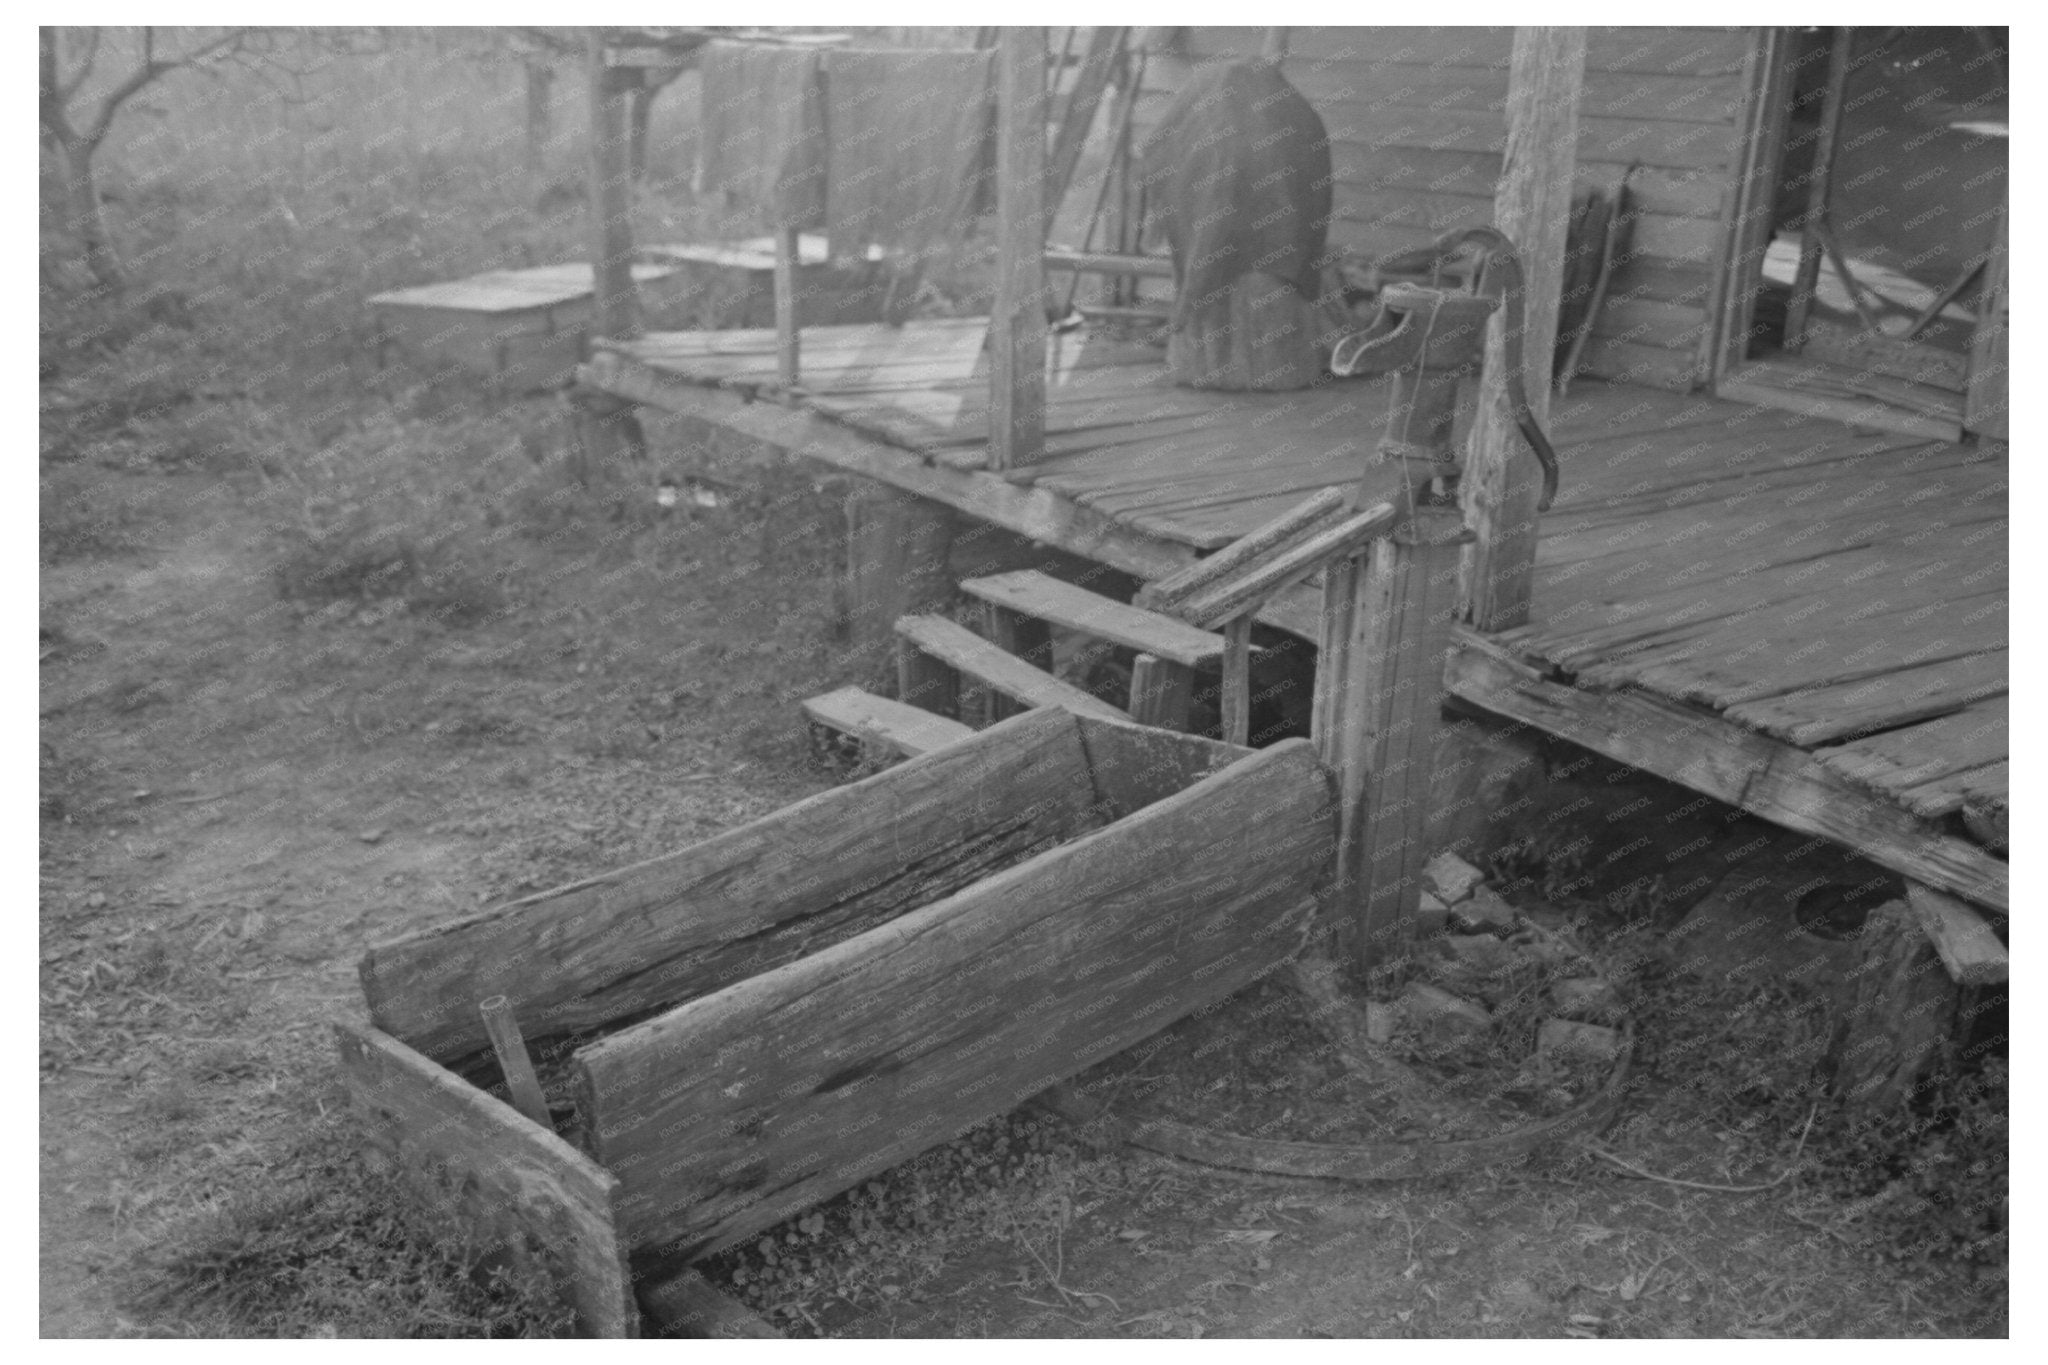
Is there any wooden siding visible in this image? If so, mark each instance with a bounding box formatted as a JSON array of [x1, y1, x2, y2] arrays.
[[1133, 26, 1758, 391]]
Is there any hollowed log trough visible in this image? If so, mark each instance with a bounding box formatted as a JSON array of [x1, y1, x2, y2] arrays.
[[337, 707, 1336, 1335]]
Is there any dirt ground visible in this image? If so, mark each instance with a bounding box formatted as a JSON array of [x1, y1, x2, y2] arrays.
[[38, 414, 2007, 1338]]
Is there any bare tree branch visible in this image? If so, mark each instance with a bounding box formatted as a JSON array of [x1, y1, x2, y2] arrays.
[[81, 27, 255, 147], [59, 27, 101, 102]]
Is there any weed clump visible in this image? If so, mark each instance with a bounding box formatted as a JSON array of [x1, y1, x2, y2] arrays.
[[135, 1127, 576, 1338]]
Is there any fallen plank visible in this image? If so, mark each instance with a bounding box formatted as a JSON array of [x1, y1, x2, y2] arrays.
[[1903, 883, 2007, 986], [361, 706, 1101, 1066], [576, 739, 1336, 1259], [894, 614, 1129, 720], [801, 685, 976, 759], [334, 1024, 635, 1338], [636, 1267, 780, 1338], [1443, 628, 2007, 914], [961, 570, 1232, 668]]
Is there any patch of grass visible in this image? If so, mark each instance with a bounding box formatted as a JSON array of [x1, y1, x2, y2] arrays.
[[41, 463, 148, 562], [701, 1110, 1126, 1335], [134, 1125, 576, 1338]]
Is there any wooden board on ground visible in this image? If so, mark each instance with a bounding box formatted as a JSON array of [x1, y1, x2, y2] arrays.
[[334, 1024, 635, 1339], [574, 734, 1337, 1259], [360, 707, 1103, 1066], [1903, 883, 2007, 986]]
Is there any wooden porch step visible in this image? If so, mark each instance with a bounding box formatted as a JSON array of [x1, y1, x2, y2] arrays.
[[893, 615, 1127, 722], [959, 570, 1232, 669], [801, 686, 976, 760]]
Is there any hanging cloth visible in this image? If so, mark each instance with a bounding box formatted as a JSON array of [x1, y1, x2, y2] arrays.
[[822, 48, 996, 257], [696, 41, 827, 230]]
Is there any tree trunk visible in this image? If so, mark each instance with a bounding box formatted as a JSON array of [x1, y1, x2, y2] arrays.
[[55, 134, 123, 291], [524, 58, 554, 172]]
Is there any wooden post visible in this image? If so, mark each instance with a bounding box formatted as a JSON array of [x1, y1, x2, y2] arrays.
[[1317, 508, 1471, 978], [585, 31, 639, 342], [1963, 197, 2008, 439], [1311, 554, 1372, 959], [1835, 900, 1961, 1110], [1129, 654, 1194, 732], [478, 995, 552, 1128], [1783, 28, 1852, 352], [1462, 26, 1583, 633], [896, 638, 962, 720], [1707, 27, 1793, 389], [1354, 510, 1470, 978], [1219, 618, 1253, 747], [979, 601, 1053, 724], [846, 485, 959, 685], [525, 56, 555, 173], [991, 27, 1049, 472], [773, 225, 800, 395]]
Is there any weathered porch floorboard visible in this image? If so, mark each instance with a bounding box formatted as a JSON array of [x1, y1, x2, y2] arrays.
[[583, 318, 2007, 892]]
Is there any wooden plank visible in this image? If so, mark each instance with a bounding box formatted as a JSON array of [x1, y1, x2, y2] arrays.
[[960, 569, 1230, 668], [360, 707, 1101, 1065], [800, 685, 976, 759], [1801, 320, 1970, 393], [1963, 198, 2009, 439], [1127, 653, 1195, 732], [1352, 515, 1468, 971], [1284, 64, 1742, 125], [1566, 590, 2006, 705], [772, 225, 800, 391], [992, 27, 1049, 470], [1182, 25, 1752, 76], [1462, 26, 1584, 632], [1443, 628, 2006, 913], [1326, 146, 1726, 220], [1724, 649, 2007, 746], [894, 615, 1127, 721], [1177, 508, 1395, 629], [1896, 760, 2010, 821], [1071, 711, 1251, 818], [334, 1024, 635, 1339], [478, 996, 552, 1127], [1573, 334, 1702, 391], [1815, 698, 2008, 799], [1903, 884, 2006, 987], [1313, 103, 1736, 171], [577, 353, 1207, 575], [575, 738, 1336, 1259], [1219, 618, 1254, 747], [638, 1267, 780, 1338], [369, 263, 676, 314], [1713, 376, 1963, 443]]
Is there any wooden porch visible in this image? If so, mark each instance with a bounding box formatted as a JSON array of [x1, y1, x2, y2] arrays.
[[579, 317, 2007, 914]]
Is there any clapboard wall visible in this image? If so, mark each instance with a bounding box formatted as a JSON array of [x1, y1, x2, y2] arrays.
[[1130, 27, 1759, 392]]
